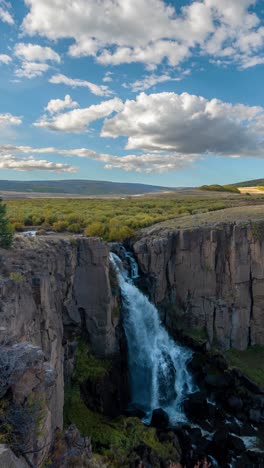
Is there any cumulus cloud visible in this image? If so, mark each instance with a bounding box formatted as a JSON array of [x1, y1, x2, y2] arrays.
[[34, 97, 123, 132], [21, 0, 264, 69], [15, 61, 50, 78], [0, 54, 12, 64], [49, 73, 112, 97], [14, 43, 60, 63], [45, 95, 79, 114], [102, 92, 264, 157], [14, 42, 60, 78], [0, 154, 77, 172], [0, 113, 22, 127]]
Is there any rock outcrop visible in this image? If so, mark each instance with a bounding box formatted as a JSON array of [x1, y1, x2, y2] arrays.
[[0, 236, 119, 466], [132, 220, 264, 351]]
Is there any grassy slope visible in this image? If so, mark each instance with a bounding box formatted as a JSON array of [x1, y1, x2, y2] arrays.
[[234, 179, 264, 188], [226, 346, 264, 388]]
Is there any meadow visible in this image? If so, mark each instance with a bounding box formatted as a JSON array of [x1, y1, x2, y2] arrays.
[[5, 193, 264, 241]]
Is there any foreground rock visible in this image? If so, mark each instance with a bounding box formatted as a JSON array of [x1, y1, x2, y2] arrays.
[[0, 236, 121, 466]]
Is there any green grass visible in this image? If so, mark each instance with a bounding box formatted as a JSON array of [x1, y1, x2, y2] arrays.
[[225, 346, 264, 388], [64, 386, 178, 466], [5, 194, 264, 241]]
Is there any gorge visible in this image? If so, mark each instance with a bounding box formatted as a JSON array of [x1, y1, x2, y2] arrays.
[[0, 217, 264, 467]]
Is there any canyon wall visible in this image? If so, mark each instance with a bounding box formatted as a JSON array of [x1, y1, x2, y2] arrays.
[[132, 221, 264, 351], [0, 236, 119, 466]]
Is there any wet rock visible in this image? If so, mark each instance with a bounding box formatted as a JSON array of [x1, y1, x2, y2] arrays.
[[228, 434, 245, 454], [205, 370, 233, 388], [183, 391, 216, 421], [249, 408, 261, 423], [228, 395, 244, 412], [150, 408, 169, 429]]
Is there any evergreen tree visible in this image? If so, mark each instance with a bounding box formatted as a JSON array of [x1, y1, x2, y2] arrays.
[[0, 199, 13, 249]]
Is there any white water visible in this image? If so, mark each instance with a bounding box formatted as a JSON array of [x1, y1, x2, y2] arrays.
[[110, 251, 195, 425]]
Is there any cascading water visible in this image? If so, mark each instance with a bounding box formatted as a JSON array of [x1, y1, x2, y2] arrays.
[[110, 250, 195, 425]]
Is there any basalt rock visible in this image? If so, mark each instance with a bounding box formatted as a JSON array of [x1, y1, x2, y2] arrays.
[[132, 221, 264, 351], [0, 236, 121, 465]]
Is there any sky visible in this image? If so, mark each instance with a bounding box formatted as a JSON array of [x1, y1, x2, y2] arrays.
[[0, 0, 263, 187]]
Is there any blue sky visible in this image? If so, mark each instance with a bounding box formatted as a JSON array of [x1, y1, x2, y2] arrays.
[[0, 0, 263, 187]]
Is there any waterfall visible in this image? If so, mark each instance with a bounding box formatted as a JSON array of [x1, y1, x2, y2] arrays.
[[110, 250, 195, 425]]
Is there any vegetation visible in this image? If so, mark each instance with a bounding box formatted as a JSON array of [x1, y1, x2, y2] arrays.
[[73, 341, 111, 384], [9, 272, 23, 282], [234, 178, 264, 188], [225, 346, 264, 388], [5, 195, 256, 241], [0, 179, 172, 196], [0, 199, 13, 249], [64, 386, 178, 466], [199, 184, 240, 193]]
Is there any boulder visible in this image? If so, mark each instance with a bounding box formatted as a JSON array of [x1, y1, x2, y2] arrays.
[[150, 408, 169, 429]]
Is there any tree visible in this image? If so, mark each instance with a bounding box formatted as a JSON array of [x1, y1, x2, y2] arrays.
[[0, 199, 13, 249]]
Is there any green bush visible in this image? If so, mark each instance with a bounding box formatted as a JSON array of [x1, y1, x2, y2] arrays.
[[0, 200, 13, 249], [73, 341, 111, 384]]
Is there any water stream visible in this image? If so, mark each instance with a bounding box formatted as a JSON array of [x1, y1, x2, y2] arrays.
[[110, 250, 195, 425]]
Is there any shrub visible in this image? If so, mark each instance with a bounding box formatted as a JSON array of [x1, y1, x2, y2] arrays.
[[0, 200, 13, 249], [9, 272, 23, 282]]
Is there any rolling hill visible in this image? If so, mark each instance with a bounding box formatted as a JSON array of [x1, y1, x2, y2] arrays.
[[233, 179, 264, 188], [0, 180, 176, 196]]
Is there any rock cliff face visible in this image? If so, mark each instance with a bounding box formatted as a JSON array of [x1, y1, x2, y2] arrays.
[[132, 221, 264, 351], [0, 236, 119, 466]]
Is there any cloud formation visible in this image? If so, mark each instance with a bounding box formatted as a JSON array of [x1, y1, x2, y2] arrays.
[[14, 42, 60, 78], [0, 113, 22, 127], [127, 73, 182, 92], [102, 92, 264, 157], [22, 0, 264, 69], [0, 54, 12, 64], [49, 73, 112, 97], [0, 1, 14, 25], [0, 144, 195, 173], [45, 95, 79, 114], [0, 154, 77, 172], [34, 97, 123, 132]]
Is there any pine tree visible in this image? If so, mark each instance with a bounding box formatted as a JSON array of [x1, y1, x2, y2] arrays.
[[0, 199, 13, 249]]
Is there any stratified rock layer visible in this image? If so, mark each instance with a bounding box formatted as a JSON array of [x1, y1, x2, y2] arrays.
[[133, 221, 264, 351]]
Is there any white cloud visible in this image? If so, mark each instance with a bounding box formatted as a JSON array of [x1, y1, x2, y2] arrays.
[[102, 91, 264, 157], [14, 42, 60, 63], [0, 154, 77, 172], [127, 73, 182, 92], [14, 42, 60, 78], [0, 113, 22, 126], [0, 2, 14, 25], [49, 73, 112, 97], [21, 0, 264, 69], [15, 61, 50, 78], [0, 54, 12, 64], [103, 71, 113, 83], [34, 97, 123, 132], [0, 144, 195, 173], [45, 95, 79, 114]]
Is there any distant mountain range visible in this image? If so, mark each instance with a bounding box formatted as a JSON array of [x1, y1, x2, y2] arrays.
[[233, 179, 264, 188], [0, 180, 176, 196]]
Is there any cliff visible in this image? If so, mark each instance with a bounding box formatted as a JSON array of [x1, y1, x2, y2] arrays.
[[0, 236, 119, 466], [132, 215, 264, 351]]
